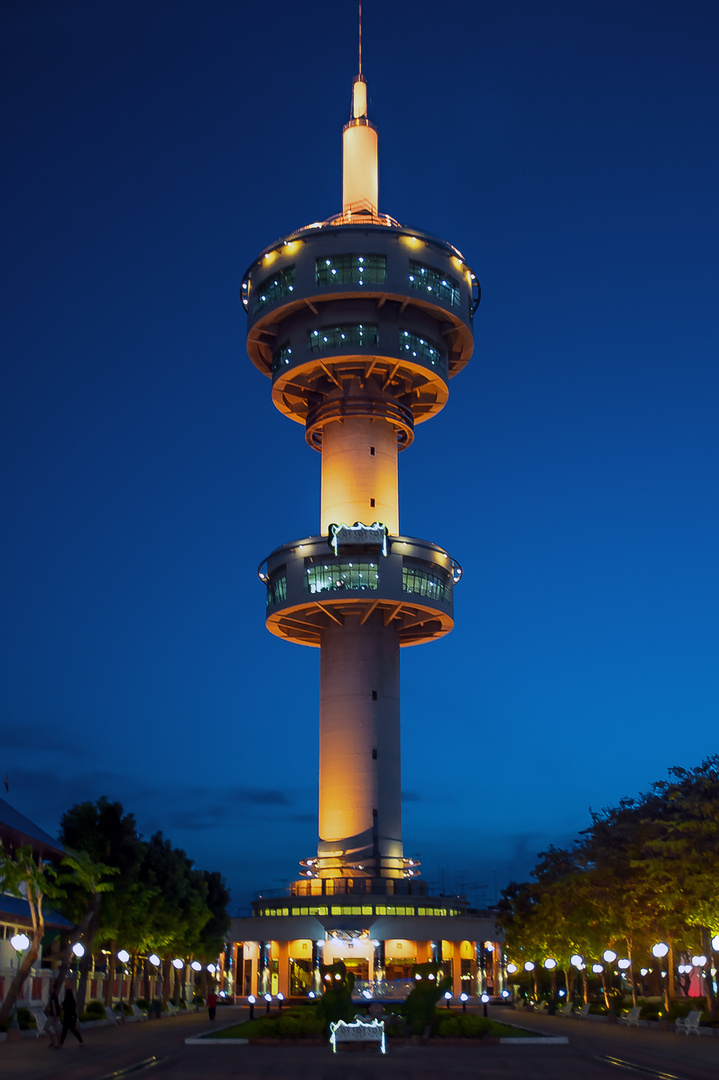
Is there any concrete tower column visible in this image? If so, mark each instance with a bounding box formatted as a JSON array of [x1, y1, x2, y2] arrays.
[[320, 416, 399, 536], [317, 612, 402, 872]]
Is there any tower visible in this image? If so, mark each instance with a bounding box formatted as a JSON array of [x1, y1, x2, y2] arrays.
[[231, 40, 500, 1002]]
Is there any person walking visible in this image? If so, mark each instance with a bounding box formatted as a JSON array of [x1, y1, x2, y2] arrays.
[[207, 989, 218, 1022], [44, 985, 62, 1049], [59, 986, 84, 1047]]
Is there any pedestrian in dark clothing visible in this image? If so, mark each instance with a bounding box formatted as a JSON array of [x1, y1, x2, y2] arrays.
[[60, 988, 84, 1047], [45, 987, 62, 1048], [207, 990, 218, 1022]]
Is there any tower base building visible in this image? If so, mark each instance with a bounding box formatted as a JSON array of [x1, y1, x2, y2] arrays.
[[229, 49, 502, 1000]]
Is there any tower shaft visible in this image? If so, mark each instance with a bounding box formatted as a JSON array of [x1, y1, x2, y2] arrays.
[[318, 613, 402, 877], [320, 413, 399, 536]]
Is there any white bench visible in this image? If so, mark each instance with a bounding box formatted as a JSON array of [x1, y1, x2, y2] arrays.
[[131, 1004, 148, 1021], [105, 1005, 124, 1024], [574, 1003, 591, 1018], [330, 1018, 386, 1054], [619, 1006, 642, 1027], [675, 1010, 702, 1035]]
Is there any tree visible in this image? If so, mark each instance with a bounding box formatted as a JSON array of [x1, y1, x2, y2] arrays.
[[51, 848, 118, 996], [0, 846, 63, 1022]]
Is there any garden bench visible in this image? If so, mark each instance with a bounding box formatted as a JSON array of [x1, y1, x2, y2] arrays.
[[556, 1002, 573, 1017], [675, 1010, 703, 1035], [131, 1004, 148, 1021], [329, 1018, 386, 1054], [619, 1006, 642, 1027], [105, 1005, 123, 1024], [573, 1003, 591, 1018]]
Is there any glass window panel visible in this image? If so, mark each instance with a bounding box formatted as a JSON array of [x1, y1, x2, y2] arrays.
[[315, 254, 387, 286], [308, 323, 379, 354], [272, 341, 293, 374], [408, 259, 460, 308], [252, 265, 296, 315], [266, 568, 287, 608], [399, 329, 446, 372], [305, 558, 379, 594], [401, 559, 451, 603]]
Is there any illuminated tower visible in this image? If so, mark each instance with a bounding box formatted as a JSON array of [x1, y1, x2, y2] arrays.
[[242, 59, 478, 898]]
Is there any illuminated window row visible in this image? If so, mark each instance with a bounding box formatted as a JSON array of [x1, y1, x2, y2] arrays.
[[308, 324, 379, 353], [252, 265, 296, 314], [315, 254, 386, 286], [266, 571, 287, 608], [306, 560, 379, 594], [257, 903, 461, 918], [408, 259, 460, 308], [402, 563, 451, 603], [400, 330, 444, 368]]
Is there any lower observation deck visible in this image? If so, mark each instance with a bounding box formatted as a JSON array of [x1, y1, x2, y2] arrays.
[[259, 534, 462, 647]]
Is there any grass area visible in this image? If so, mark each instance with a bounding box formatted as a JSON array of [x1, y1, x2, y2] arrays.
[[204, 1016, 537, 1040]]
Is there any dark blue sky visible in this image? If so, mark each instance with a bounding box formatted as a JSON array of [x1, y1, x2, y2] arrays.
[[3, 0, 718, 912]]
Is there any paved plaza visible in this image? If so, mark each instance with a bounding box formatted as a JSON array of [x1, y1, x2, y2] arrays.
[[1, 1006, 718, 1080]]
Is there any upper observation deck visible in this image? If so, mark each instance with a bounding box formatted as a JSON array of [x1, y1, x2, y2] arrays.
[[242, 220, 479, 435]]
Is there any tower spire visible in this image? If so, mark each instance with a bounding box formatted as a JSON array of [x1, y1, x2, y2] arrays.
[[343, 2, 377, 215]]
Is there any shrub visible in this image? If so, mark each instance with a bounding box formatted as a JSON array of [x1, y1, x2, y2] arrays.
[[438, 1016, 461, 1037], [298, 1014, 324, 1038], [178, 999, 188, 1009], [193, 994, 204, 1006], [135, 998, 149, 1010], [113, 1002, 132, 1015], [460, 1014, 492, 1037], [85, 1000, 107, 1018], [17, 1007, 37, 1030], [278, 1015, 301, 1038]]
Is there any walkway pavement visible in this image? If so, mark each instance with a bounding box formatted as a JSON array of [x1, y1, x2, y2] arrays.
[[0, 1004, 717, 1080]]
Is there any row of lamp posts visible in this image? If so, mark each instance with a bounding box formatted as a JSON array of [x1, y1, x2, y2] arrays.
[[505, 937, 719, 1003]]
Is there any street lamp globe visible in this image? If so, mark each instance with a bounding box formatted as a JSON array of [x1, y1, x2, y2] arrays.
[[602, 950, 617, 963], [652, 943, 669, 959], [117, 949, 130, 964], [172, 958, 184, 970], [191, 961, 202, 972], [592, 964, 604, 974], [570, 954, 584, 969], [72, 942, 85, 958], [544, 958, 557, 970], [10, 932, 30, 952], [692, 955, 707, 967], [712, 935, 719, 952], [524, 962, 535, 972], [618, 959, 631, 970], [506, 963, 518, 974], [148, 954, 161, 967]]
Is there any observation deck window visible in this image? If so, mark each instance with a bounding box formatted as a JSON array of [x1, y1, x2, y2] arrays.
[[272, 342, 293, 374], [266, 568, 287, 608], [408, 260, 460, 308], [402, 558, 451, 604], [305, 559, 379, 594], [399, 330, 445, 371], [252, 265, 296, 314], [315, 254, 386, 286], [308, 324, 379, 354]]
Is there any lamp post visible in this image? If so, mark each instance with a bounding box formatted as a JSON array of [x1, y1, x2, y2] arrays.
[[480, 992, 490, 1018], [172, 958, 184, 1003], [459, 992, 468, 1014], [8, 933, 30, 1031], [444, 990, 452, 1010], [652, 942, 670, 1011], [117, 949, 130, 1019], [264, 992, 272, 1015], [148, 953, 162, 1016]]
